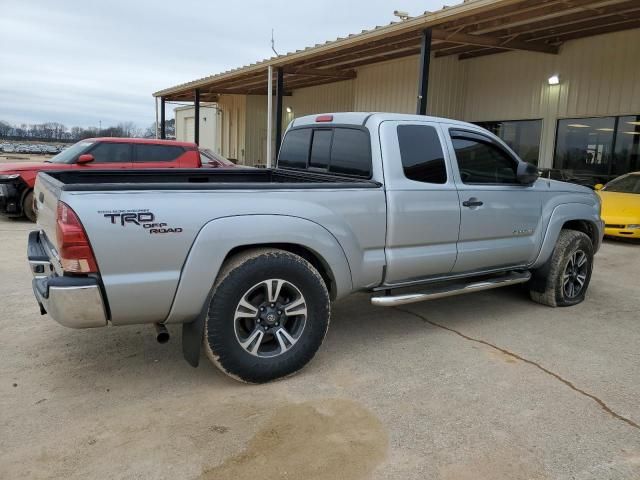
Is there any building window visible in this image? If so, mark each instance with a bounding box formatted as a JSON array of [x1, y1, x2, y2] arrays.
[[475, 119, 542, 165], [554, 115, 640, 179], [613, 115, 640, 176]]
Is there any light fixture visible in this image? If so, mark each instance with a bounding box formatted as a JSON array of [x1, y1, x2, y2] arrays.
[[623, 131, 640, 135], [626, 121, 640, 126], [393, 10, 410, 21], [597, 128, 614, 132], [567, 124, 590, 128], [286, 106, 293, 114], [548, 75, 560, 85]]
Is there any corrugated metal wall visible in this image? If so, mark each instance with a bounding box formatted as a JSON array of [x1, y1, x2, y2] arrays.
[[353, 55, 466, 118], [217, 94, 246, 163], [284, 80, 355, 118]]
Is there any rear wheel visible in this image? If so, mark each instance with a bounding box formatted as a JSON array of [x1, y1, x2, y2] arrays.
[[22, 191, 36, 222], [529, 229, 594, 307], [203, 248, 330, 383]]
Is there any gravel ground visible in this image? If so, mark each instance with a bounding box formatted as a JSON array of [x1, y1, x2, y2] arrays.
[[1, 216, 638, 479]]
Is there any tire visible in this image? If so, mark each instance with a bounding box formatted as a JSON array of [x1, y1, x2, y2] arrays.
[[203, 248, 330, 383], [529, 229, 594, 307], [22, 191, 36, 222]]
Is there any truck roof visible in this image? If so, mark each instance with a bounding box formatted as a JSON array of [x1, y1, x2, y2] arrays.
[[290, 112, 475, 129]]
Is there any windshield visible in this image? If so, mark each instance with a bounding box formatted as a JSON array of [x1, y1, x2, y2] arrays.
[[45, 141, 95, 164], [604, 174, 640, 194]]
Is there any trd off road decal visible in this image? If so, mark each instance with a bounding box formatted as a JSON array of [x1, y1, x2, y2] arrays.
[[99, 209, 183, 234]]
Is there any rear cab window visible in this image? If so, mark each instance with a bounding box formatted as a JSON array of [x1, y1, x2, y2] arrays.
[[278, 126, 372, 178]]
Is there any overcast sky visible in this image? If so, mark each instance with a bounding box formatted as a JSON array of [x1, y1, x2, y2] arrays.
[[0, 0, 449, 129]]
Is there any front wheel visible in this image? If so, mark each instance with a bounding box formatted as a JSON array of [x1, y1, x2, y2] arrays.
[[529, 229, 594, 307], [204, 248, 330, 383]]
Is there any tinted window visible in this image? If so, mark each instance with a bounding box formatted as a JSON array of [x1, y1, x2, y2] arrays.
[[89, 143, 131, 163], [309, 130, 332, 170], [397, 125, 447, 184], [554, 117, 615, 175], [135, 144, 184, 163], [329, 128, 371, 177], [279, 129, 311, 169], [475, 119, 541, 165], [452, 136, 517, 184]]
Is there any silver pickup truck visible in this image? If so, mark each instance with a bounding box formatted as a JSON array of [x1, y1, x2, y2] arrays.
[[27, 113, 603, 383]]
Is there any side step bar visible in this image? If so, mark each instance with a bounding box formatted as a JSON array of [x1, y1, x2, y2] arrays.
[[371, 271, 531, 307]]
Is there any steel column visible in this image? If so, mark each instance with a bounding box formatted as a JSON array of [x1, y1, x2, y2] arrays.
[[194, 88, 200, 145], [416, 28, 432, 116], [160, 97, 166, 139], [267, 66, 273, 167], [275, 67, 284, 157]]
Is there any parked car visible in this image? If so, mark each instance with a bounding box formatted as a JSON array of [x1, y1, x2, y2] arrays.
[[538, 168, 614, 189], [199, 148, 237, 168], [0, 137, 228, 222], [27, 113, 603, 383], [595, 172, 640, 239]]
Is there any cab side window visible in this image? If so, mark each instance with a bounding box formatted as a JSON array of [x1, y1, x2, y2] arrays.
[[88, 143, 131, 163], [135, 144, 184, 163], [450, 131, 518, 184], [397, 125, 447, 184]]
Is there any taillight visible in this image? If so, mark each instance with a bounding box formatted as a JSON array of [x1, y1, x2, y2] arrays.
[[315, 115, 333, 123], [56, 201, 98, 274]]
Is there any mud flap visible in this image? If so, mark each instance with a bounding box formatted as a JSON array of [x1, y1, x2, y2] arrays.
[[182, 298, 210, 368]]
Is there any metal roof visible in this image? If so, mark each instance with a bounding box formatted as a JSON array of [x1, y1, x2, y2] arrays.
[[154, 0, 640, 101]]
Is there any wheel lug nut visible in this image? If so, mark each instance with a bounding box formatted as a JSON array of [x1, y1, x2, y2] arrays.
[[270, 303, 275, 308], [275, 322, 279, 326], [260, 307, 265, 311], [257, 319, 261, 323]]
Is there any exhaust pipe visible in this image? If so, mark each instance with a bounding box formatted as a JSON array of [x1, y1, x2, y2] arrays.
[[154, 323, 170, 344]]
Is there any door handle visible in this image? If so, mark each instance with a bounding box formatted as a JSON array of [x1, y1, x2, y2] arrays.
[[462, 198, 483, 208]]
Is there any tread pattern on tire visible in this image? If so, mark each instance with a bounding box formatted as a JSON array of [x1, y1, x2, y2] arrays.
[[529, 229, 593, 308], [203, 248, 330, 384]]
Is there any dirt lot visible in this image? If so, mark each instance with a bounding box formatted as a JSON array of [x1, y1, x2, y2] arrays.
[[1, 216, 639, 479]]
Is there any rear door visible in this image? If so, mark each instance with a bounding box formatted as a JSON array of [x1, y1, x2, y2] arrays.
[[380, 121, 461, 284], [84, 142, 133, 169], [133, 144, 186, 168], [445, 127, 542, 273]]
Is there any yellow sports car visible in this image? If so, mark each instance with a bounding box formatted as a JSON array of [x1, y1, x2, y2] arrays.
[[595, 172, 640, 238]]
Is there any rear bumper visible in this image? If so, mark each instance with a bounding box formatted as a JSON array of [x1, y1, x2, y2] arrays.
[[28, 231, 108, 329]]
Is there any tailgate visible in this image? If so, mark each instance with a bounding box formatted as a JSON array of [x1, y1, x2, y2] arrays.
[[33, 172, 61, 249]]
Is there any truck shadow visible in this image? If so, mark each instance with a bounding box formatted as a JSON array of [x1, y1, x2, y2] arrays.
[[37, 285, 535, 392]]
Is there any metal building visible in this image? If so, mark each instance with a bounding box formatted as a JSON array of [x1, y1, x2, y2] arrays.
[[154, 0, 640, 181]]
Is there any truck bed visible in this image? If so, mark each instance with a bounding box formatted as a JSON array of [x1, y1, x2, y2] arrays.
[[39, 168, 381, 191]]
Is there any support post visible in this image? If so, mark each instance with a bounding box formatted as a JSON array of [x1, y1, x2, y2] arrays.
[[275, 67, 284, 157], [160, 97, 166, 139], [266, 66, 273, 168], [416, 28, 432, 116], [154, 97, 159, 139], [194, 88, 200, 145]]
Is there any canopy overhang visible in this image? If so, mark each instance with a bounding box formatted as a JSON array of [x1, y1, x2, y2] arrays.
[[154, 0, 640, 102]]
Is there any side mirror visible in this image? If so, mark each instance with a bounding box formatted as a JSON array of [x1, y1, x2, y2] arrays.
[[594, 183, 604, 191], [77, 154, 94, 165], [517, 162, 539, 185]]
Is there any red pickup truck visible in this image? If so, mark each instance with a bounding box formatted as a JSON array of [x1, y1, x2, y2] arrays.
[[0, 137, 234, 221]]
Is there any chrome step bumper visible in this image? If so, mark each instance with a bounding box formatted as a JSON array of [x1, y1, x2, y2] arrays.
[[371, 271, 531, 307]]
